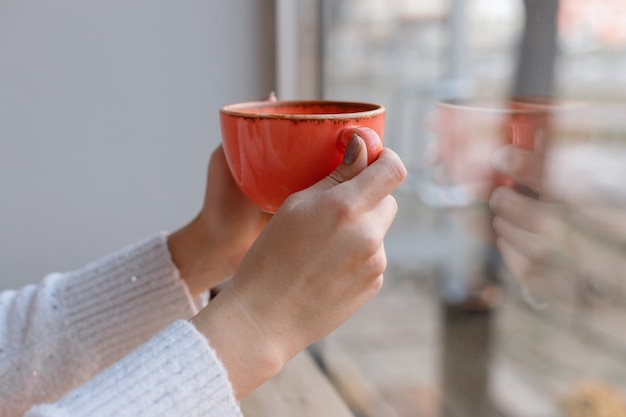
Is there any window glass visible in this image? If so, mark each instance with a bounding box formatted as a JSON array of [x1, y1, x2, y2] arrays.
[[314, 1, 626, 416]]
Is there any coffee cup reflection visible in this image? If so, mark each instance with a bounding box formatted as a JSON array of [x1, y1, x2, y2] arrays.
[[432, 97, 588, 202]]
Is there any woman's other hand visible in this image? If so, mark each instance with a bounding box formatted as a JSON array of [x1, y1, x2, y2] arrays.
[[168, 145, 272, 297]]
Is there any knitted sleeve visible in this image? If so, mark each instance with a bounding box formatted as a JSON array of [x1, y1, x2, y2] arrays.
[[24, 320, 242, 417], [0, 234, 202, 416]]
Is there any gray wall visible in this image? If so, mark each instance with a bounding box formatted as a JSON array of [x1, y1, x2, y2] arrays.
[[0, 1, 276, 290]]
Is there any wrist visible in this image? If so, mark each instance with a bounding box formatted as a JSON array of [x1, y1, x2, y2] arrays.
[[168, 217, 231, 297], [190, 287, 286, 399]]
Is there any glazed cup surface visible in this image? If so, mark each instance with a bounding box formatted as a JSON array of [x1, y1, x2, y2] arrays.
[[220, 100, 385, 213]]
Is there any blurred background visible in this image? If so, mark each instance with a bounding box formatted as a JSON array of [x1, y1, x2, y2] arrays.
[[0, 1, 275, 289], [2, 1, 626, 416]]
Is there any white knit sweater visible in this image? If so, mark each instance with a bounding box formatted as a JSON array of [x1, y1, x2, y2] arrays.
[[0, 234, 242, 417]]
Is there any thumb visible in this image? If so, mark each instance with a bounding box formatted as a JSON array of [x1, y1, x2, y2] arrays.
[[325, 133, 369, 187], [281, 132, 371, 208], [290, 133, 368, 204]]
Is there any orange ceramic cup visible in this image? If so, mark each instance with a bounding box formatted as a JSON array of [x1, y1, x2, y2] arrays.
[[220, 100, 385, 213]]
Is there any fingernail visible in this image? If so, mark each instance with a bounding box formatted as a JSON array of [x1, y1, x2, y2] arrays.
[[343, 133, 362, 164]]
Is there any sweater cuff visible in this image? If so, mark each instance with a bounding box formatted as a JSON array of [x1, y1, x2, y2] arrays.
[[25, 320, 242, 417], [60, 233, 200, 367]]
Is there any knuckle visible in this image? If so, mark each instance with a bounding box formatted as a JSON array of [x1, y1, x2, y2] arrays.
[[383, 152, 408, 183], [366, 247, 387, 276], [281, 192, 302, 211], [386, 195, 399, 216], [526, 240, 555, 265], [326, 171, 345, 186], [362, 234, 382, 257], [369, 274, 384, 295], [325, 192, 358, 222]]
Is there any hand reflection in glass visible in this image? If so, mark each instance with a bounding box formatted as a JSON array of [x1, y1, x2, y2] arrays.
[[489, 143, 626, 305]]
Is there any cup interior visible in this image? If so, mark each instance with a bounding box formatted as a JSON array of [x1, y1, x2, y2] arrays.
[[220, 100, 384, 119]]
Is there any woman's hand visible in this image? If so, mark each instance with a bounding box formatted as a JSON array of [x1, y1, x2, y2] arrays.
[[489, 144, 626, 302], [192, 133, 407, 399], [168, 145, 272, 297]]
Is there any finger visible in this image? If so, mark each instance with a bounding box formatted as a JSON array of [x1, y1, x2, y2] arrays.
[[334, 148, 407, 212], [498, 236, 573, 311], [303, 127, 386, 192], [322, 133, 369, 188], [492, 145, 543, 192], [361, 194, 400, 244], [208, 145, 259, 203], [489, 186, 546, 232], [496, 234, 556, 285], [496, 237, 542, 289], [283, 134, 369, 208], [209, 145, 229, 175], [338, 127, 384, 166], [208, 145, 241, 195], [493, 216, 558, 267], [373, 194, 400, 233]]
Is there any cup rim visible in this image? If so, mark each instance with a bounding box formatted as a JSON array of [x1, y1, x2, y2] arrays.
[[220, 99, 385, 120], [437, 96, 587, 114]]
